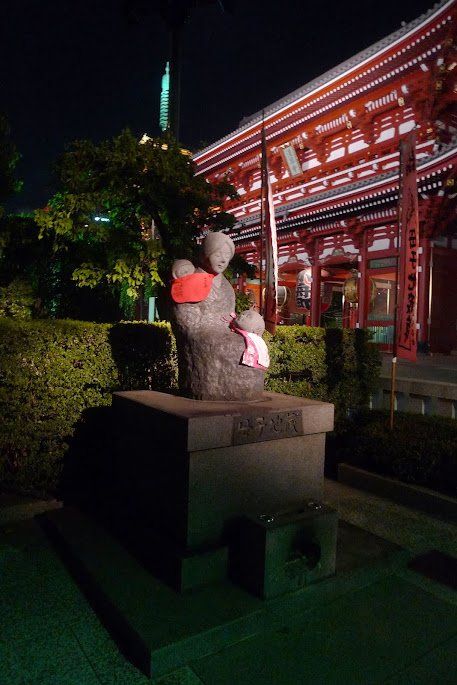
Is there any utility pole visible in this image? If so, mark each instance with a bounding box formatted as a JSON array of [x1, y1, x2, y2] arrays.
[[123, 1, 235, 140]]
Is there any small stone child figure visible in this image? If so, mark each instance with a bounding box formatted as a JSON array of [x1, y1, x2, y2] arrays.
[[171, 259, 195, 279], [170, 259, 215, 304], [229, 310, 270, 370]]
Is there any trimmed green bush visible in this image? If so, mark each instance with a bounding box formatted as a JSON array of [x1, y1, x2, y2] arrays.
[[266, 326, 381, 424], [108, 321, 177, 393], [265, 326, 327, 400], [0, 320, 378, 496], [326, 409, 457, 498], [0, 319, 177, 495], [0, 279, 38, 318]]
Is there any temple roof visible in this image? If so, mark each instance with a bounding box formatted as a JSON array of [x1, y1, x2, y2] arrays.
[[193, 0, 452, 162], [227, 136, 457, 242]]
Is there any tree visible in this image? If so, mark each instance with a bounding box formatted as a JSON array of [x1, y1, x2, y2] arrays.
[[0, 213, 124, 321], [35, 129, 237, 305], [0, 113, 22, 216], [0, 117, 40, 319]]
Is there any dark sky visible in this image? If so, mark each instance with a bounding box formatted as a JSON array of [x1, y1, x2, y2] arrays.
[[1, 0, 438, 211]]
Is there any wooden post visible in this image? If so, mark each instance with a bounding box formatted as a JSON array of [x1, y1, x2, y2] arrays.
[[357, 230, 368, 329], [259, 118, 265, 316], [310, 239, 321, 327], [390, 141, 403, 430], [417, 236, 431, 351]]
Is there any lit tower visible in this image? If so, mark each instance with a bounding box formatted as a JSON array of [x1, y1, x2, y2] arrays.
[[122, 1, 234, 140], [159, 62, 170, 132]]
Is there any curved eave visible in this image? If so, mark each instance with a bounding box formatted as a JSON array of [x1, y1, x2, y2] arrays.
[[193, 0, 454, 171], [229, 140, 457, 246]]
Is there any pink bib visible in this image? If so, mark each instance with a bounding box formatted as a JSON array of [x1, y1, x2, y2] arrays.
[[233, 328, 270, 370]]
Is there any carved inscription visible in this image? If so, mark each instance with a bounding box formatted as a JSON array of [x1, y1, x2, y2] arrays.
[[233, 410, 304, 445]]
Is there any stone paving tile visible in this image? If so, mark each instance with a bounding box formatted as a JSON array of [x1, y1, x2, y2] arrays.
[[191, 574, 457, 685], [0, 524, 95, 643], [381, 352, 457, 384], [72, 614, 204, 685], [2, 480, 457, 685], [71, 613, 150, 685], [0, 498, 62, 526], [323, 479, 457, 557], [1, 518, 204, 685], [396, 567, 457, 608], [153, 667, 205, 685], [0, 632, 101, 685], [382, 634, 457, 685]]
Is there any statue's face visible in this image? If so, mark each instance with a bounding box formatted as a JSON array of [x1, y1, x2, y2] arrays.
[[205, 245, 232, 274]]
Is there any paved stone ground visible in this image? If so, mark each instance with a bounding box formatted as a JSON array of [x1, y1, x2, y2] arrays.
[[0, 494, 62, 526], [2, 356, 456, 683], [2, 479, 457, 685]]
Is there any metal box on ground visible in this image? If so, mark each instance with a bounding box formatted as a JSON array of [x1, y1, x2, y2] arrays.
[[229, 503, 338, 599]]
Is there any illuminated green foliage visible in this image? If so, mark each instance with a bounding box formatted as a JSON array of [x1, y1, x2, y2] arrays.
[[35, 129, 237, 302], [0, 279, 37, 318]]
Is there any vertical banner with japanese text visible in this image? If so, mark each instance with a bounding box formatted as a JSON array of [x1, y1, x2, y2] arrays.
[[397, 131, 419, 362], [261, 126, 278, 335]]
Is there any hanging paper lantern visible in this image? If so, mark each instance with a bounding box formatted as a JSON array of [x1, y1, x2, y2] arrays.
[[343, 274, 377, 304], [296, 269, 312, 310], [261, 286, 291, 311], [369, 278, 378, 304], [296, 270, 332, 311], [343, 274, 358, 303], [277, 285, 290, 308]]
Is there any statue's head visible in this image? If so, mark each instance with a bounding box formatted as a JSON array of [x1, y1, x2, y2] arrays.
[[172, 259, 195, 279], [201, 232, 235, 275], [233, 310, 265, 336]]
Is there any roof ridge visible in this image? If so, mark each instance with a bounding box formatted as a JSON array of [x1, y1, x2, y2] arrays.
[[194, 0, 452, 160]]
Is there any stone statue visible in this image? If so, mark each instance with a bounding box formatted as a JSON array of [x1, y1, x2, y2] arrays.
[[170, 232, 267, 401]]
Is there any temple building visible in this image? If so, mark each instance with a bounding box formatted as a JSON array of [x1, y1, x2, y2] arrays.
[[193, 0, 457, 353]]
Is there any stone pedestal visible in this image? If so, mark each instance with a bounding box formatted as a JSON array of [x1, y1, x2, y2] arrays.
[[111, 390, 334, 591]]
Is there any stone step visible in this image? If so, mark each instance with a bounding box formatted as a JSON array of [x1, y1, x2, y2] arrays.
[[38, 507, 263, 679], [374, 375, 457, 417]]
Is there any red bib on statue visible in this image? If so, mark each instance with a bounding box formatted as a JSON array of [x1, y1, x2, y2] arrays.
[[171, 273, 215, 303]]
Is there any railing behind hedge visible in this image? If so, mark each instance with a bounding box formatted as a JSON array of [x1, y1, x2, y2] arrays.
[[0, 320, 380, 495]]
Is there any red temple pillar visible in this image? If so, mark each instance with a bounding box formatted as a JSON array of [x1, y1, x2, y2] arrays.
[[417, 236, 431, 348], [357, 231, 368, 329], [311, 238, 321, 327]]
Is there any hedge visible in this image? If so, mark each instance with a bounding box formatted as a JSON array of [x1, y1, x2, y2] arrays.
[[0, 319, 177, 495], [326, 409, 457, 498], [265, 326, 381, 424], [0, 320, 379, 496]]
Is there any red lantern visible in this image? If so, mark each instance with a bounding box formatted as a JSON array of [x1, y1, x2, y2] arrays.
[[296, 269, 332, 312], [296, 269, 312, 310]]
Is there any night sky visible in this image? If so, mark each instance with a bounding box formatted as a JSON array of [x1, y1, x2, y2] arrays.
[[2, 0, 438, 211]]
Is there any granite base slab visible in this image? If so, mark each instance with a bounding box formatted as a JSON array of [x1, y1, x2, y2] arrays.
[[38, 507, 407, 680]]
